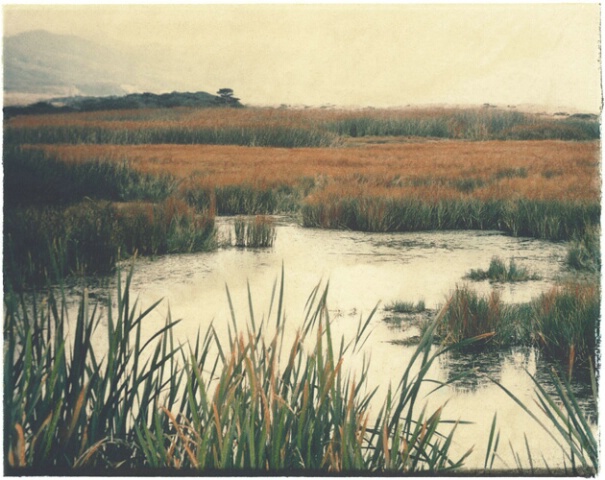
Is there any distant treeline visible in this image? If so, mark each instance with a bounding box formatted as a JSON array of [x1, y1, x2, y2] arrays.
[[3, 90, 243, 119]]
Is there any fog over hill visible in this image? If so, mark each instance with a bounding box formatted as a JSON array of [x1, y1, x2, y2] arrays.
[[4, 21, 600, 114], [4, 30, 176, 104]]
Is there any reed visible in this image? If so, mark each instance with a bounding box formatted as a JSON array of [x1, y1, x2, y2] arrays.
[[5, 267, 470, 473], [233, 216, 277, 248], [117, 199, 216, 256], [324, 108, 598, 141], [4, 202, 122, 287], [465, 257, 541, 282], [29, 140, 599, 241], [4, 124, 336, 148], [302, 195, 598, 241], [4, 267, 182, 470]]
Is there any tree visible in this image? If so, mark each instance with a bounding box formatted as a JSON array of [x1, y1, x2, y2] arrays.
[[216, 88, 241, 106]]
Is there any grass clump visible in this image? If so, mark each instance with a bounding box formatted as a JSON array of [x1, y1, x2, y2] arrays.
[[434, 282, 599, 369], [435, 286, 514, 347], [4, 267, 471, 473], [566, 226, 600, 273], [465, 257, 541, 283], [384, 299, 426, 314], [233, 216, 277, 248], [532, 283, 599, 370]]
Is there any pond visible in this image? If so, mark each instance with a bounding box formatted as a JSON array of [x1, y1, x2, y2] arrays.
[[69, 216, 594, 471]]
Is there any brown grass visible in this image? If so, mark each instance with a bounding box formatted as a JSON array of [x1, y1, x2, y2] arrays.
[[32, 140, 599, 203]]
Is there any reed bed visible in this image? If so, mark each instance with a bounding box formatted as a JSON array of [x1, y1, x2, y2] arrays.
[[302, 196, 599, 241], [233, 216, 277, 248], [324, 108, 599, 141], [29, 139, 600, 240], [4, 124, 336, 148], [4, 145, 176, 207], [435, 286, 516, 347], [5, 267, 597, 474], [4, 268, 183, 470], [533, 283, 599, 370], [5, 267, 471, 473], [4, 199, 216, 289], [4, 146, 217, 288], [6, 107, 599, 146], [27, 140, 601, 204]]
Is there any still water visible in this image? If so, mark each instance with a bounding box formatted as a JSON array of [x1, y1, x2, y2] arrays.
[[72, 216, 594, 470]]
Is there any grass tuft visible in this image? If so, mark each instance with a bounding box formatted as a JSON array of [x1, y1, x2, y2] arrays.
[[465, 257, 541, 282], [384, 300, 426, 314], [233, 216, 277, 248]]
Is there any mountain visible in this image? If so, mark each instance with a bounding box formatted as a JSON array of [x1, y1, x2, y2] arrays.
[[4, 30, 168, 103]]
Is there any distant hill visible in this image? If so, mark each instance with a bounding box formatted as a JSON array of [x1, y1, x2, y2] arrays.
[[4, 30, 170, 101], [4, 91, 243, 119]]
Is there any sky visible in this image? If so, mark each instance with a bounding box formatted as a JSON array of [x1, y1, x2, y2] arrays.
[[3, 3, 603, 112]]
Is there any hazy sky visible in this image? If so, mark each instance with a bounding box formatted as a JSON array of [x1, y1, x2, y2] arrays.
[[3, 4, 602, 112]]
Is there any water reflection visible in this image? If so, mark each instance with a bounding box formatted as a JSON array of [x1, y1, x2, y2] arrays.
[[439, 345, 597, 420]]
